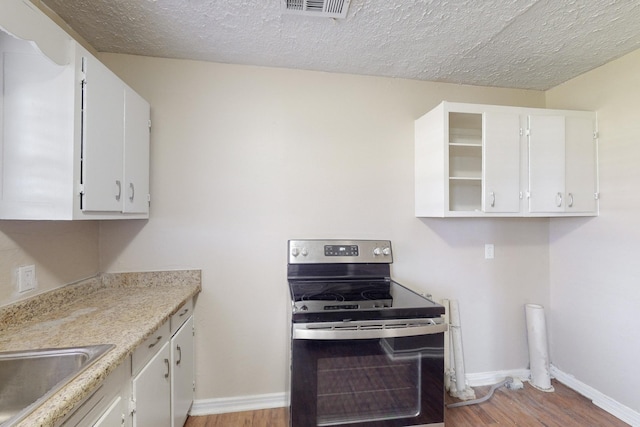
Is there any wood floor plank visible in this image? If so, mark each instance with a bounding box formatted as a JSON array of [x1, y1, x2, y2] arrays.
[[185, 380, 629, 427]]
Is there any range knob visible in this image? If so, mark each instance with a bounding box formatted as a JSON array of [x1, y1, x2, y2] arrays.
[[301, 248, 309, 256], [382, 247, 391, 256], [373, 247, 382, 256], [291, 247, 300, 257]]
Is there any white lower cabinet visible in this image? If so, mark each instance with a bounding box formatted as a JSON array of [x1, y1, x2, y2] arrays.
[[132, 341, 171, 427], [171, 316, 195, 427], [93, 396, 124, 427], [130, 302, 195, 427], [61, 358, 130, 427]]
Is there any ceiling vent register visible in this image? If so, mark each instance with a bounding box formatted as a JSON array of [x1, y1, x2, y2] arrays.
[[282, 0, 351, 19]]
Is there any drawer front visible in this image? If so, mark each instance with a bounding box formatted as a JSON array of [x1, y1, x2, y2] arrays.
[[171, 298, 193, 335], [132, 321, 170, 375]]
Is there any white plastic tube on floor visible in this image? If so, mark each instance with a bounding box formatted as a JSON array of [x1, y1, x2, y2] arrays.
[[525, 303, 554, 392]]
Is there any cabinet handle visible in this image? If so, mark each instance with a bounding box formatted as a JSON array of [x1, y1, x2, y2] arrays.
[[176, 345, 182, 366], [129, 183, 135, 202], [179, 308, 189, 317], [556, 192, 563, 207], [115, 180, 122, 201], [490, 192, 496, 208], [568, 193, 574, 208], [164, 358, 170, 378], [148, 335, 162, 348]]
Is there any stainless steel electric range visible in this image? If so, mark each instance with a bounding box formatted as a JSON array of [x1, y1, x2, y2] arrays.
[[287, 239, 446, 427]]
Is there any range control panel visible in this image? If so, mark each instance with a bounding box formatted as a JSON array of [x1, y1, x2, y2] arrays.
[[288, 239, 392, 264]]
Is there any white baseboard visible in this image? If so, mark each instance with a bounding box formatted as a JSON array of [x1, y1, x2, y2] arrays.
[[465, 368, 531, 387], [189, 392, 287, 416], [550, 365, 640, 427]]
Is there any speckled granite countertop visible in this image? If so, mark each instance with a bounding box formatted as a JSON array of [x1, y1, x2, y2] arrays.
[[0, 270, 201, 427]]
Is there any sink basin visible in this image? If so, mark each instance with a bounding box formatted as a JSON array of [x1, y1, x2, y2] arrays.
[[0, 344, 114, 426]]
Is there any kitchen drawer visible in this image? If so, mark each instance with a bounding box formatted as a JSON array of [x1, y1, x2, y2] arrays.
[[132, 321, 170, 376], [171, 298, 193, 335]]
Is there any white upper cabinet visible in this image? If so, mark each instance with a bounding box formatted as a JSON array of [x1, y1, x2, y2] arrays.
[[528, 115, 566, 213], [528, 114, 598, 214], [482, 111, 522, 213], [123, 87, 151, 214], [0, 0, 150, 220], [415, 101, 598, 218], [81, 53, 126, 212]]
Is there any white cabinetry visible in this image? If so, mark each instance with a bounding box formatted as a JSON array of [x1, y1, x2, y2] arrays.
[[81, 52, 125, 213], [171, 316, 194, 427], [528, 114, 597, 214], [0, 0, 150, 220], [130, 300, 195, 427], [132, 341, 171, 427], [415, 101, 598, 217], [62, 358, 130, 427]]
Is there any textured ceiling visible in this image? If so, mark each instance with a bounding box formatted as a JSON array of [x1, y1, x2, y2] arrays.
[[40, 0, 640, 90]]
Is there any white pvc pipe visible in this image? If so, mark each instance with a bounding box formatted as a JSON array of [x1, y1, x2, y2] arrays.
[[449, 300, 467, 393], [443, 299, 451, 391], [525, 303, 554, 392], [448, 299, 475, 400]]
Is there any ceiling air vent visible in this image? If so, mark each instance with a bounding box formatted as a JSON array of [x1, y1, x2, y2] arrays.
[[282, 0, 352, 19]]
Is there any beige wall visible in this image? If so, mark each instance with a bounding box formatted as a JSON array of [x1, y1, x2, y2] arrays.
[[546, 48, 640, 411], [0, 221, 98, 305], [99, 53, 548, 400]]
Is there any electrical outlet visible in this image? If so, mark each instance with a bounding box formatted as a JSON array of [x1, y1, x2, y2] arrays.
[[18, 265, 36, 293], [484, 244, 495, 259]]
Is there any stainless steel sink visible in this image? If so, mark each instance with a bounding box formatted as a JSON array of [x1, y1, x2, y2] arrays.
[[0, 344, 114, 426]]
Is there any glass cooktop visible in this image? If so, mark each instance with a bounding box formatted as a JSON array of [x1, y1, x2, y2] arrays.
[[289, 279, 445, 323]]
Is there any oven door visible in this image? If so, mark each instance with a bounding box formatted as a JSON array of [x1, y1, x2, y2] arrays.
[[290, 320, 446, 427]]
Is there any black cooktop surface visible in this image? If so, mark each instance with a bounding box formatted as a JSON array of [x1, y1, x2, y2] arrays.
[[289, 279, 445, 323]]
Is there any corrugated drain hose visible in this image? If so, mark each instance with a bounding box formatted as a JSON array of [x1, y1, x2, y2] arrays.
[[446, 377, 514, 408]]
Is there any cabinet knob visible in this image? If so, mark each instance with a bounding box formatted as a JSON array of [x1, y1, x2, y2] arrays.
[[490, 192, 496, 208], [567, 193, 574, 208], [129, 182, 135, 202], [115, 180, 122, 201]]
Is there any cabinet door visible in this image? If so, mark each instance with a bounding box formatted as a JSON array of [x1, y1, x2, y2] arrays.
[[565, 116, 597, 213], [132, 342, 171, 427], [123, 87, 150, 214], [482, 112, 521, 213], [93, 396, 123, 427], [81, 54, 125, 212], [171, 316, 194, 427], [528, 115, 565, 213]]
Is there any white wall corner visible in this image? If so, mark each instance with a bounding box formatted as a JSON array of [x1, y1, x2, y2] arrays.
[[189, 392, 288, 416], [550, 365, 640, 426]]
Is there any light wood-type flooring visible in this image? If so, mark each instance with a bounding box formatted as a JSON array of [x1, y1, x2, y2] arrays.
[[184, 380, 629, 427]]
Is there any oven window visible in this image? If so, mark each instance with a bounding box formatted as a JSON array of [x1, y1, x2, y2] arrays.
[[316, 353, 420, 426]]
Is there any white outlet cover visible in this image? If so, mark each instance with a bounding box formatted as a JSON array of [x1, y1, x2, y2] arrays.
[[485, 244, 495, 259], [18, 265, 36, 293]]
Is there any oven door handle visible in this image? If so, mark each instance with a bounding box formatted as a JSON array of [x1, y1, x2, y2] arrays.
[[293, 322, 448, 340]]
